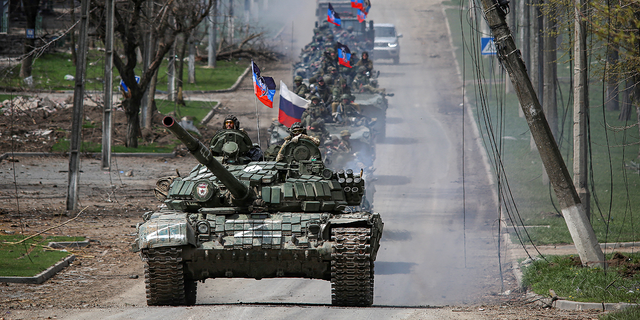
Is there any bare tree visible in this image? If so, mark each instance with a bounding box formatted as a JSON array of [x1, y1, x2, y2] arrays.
[[92, 0, 211, 147], [19, 0, 41, 79]]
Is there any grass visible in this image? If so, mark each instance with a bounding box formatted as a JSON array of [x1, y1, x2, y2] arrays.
[[445, 5, 640, 245], [156, 99, 218, 124], [0, 51, 247, 92], [522, 254, 640, 304], [0, 234, 84, 277], [600, 306, 640, 320], [51, 139, 175, 153]]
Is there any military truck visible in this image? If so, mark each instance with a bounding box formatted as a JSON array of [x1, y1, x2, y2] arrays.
[[133, 116, 383, 307]]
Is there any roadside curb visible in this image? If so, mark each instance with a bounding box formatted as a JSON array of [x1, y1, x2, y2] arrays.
[[0, 254, 75, 284], [0, 151, 176, 162]]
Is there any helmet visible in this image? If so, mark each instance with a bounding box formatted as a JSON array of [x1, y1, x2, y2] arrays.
[[318, 76, 326, 83], [223, 114, 239, 130], [313, 28, 320, 34], [310, 95, 321, 101], [341, 94, 351, 100], [309, 76, 317, 84], [322, 75, 332, 84], [340, 130, 351, 137], [346, 26, 354, 32], [370, 79, 378, 86], [338, 78, 347, 85], [327, 34, 334, 39], [294, 75, 303, 82], [326, 47, 335, 53], [290, 122, 306, 135]]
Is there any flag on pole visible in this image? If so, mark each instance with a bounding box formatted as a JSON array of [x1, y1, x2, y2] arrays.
[[278, 81, 309, 127], [337, 42, 352, 68], [351, 0, 363, 10], [327, 3, 341, 27], [251, 61, 276, 108], [357, 9, 366, 23]]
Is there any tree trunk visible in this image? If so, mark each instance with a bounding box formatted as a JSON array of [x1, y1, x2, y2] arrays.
[[69, 0, 77, 65], [123, 97, 141, 148], [19, 0, 40, 79], [606, 48, 619, 111], [543, 4, 557, 139], [177, 33, 187, 105], [619, 78, 633, 121]]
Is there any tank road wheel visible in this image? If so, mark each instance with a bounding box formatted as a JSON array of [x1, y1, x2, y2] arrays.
[[143, 247, 194, 306], [331, 228, 374, 307]]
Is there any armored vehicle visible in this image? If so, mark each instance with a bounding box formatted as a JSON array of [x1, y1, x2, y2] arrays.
[[133, 116, 383, 307], [353, 93, 388, 141]]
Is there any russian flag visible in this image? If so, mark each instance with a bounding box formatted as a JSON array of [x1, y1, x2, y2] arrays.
[[252, 61, 276, 108], [337, 42, 352, 68], [278, 81, 309, 127], [327, 3, 341, 27]]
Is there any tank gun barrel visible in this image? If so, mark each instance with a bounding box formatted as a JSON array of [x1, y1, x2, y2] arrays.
[[162, 116, 253, 203]]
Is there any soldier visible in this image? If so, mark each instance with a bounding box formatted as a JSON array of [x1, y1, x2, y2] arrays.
[[337, 130, 352, 152], [293, 76, 309, 98], [353, 66, 386, 95], [301, 96, 330, 136], [354, 51, 374, 74], [331, 78, 352, 112], [334, 94, 361, 123], [223, 114, 240, 130], [314, 76, 333, 104], [320, 48, 339, 75], [275, 122, 320, 161]]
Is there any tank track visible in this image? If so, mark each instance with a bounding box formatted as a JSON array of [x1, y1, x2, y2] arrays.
[[142, 247, 197, 306], [330, 227, 374, 307]]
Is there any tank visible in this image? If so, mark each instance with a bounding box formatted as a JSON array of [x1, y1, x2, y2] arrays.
[[132, 116, 383, 307]]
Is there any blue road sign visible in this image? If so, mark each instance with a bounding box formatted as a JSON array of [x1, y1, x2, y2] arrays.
[[481, 37, 497, 55]]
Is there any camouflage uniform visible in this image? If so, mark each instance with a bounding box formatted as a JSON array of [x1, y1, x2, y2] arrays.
[[293, 76, 309, 98], [331, 79, 353, 112]]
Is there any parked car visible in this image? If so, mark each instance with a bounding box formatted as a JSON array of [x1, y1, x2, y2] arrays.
[[373, 23, 402, 64]]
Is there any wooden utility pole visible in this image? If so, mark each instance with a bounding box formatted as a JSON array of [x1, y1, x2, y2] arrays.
[[66, 0, 89, 211], [477, 0, 605, 267], [102, 0, 114, 170], [208, 0, 218, 68], [529, 0, 540, 151], [573, 0, 590, 219]]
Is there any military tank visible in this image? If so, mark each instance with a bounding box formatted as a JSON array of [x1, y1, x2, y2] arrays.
[[132, 116, 383, 307]]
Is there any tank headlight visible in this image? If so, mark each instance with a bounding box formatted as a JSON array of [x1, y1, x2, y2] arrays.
[[197, 222, 210, 234], [363, 131, 370, 138], [388, 42, 398, 48]]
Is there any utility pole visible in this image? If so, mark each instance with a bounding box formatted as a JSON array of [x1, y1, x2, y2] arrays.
[[543, 6, 557, 138], [529, 0, 540, 151], [573, 0, 590, 219], [102, 0, 114, 170], [208, 0, 218, 68], [477, 0, 605, 267], [517, 0, 529, 118], [141, 0, 153, 128], [66, 0, 89, 211]]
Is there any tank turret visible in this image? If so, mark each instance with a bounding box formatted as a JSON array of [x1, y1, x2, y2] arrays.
[[163, 116, 253, 203]]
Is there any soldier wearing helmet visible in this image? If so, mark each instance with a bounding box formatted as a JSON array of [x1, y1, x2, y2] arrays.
[[320, 47, 339, 75], [331, 78, 352, 113], [301, 95, 330, 141], [293, 76, 309, 98], [354, 51, 374, 74], [275, 122, 320, 161], [333, 94, 362, 124], [223, 114, 240, 130], [337, 130, 352, 152]]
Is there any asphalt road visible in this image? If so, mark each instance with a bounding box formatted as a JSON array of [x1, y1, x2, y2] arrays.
[[5, 0, 508, 318]]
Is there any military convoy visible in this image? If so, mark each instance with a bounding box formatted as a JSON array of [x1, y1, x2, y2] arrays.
[[133, 117, 383, 306]]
